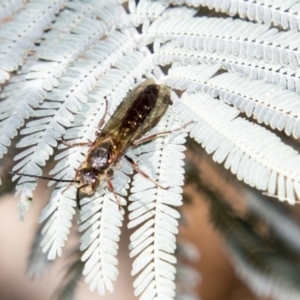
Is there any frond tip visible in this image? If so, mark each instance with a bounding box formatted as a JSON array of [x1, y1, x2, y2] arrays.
[[39, 186, 77, 260], [79, 190, 125, 295]]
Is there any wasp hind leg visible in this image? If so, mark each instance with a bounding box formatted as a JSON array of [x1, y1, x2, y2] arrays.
[[106, 172, 121, 209], [124, 155, 167, 190]]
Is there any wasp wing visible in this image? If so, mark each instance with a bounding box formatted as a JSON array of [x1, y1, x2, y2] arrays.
[[99, 79, 171, 152]]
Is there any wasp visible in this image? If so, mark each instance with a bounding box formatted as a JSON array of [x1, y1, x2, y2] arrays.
[[12, 79, 190, 208], [66, 78, 173, 207]]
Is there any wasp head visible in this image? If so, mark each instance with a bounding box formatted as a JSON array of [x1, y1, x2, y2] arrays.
[[75, 168, 102, 195]]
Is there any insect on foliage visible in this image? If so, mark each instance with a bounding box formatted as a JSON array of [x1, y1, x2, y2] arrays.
[[12, 78, 174, 207], [68, 78, 173, 206]]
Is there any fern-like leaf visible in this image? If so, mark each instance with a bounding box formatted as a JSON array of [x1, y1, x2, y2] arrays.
[[0, 0, 66, 84], [79, 190, 125, 295], [4, 1, 300, 299], [175, 92, 300, 204], [167, 64, 300, 138], [128, 107, 187, 299], [164, 0, 300, 31]]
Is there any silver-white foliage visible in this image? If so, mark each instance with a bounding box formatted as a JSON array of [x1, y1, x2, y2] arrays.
[[129, 0, 169, 26], [37, 51, 156, 259], [166, 63, 300, 138], [175, 92, 300, 205], [162, 0, 300, 31], [0, 0, 67, 84], [79, 188, 126, 294], [0, 0, 24, 21], [145, 15, 300, 95], [3, 1, 300, 299], [12, 31, 143, 218], [162, 5, 199, 18], [0, 4, 107, 158], [208, 73, 300, 137], [75, 129, 132, 294], [38, 185, 77, 259], [128, 107, 187, 299], [152, 38, 300, 93], [0, 1, 129, 164], [144, 16, 300, 71]]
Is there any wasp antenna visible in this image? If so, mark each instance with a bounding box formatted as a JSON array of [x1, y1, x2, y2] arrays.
[[9, 171, 79, 183]]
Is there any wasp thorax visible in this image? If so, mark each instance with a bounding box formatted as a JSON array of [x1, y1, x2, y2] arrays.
[[87, 141, 113, 171], [76, 168, 102, 195]]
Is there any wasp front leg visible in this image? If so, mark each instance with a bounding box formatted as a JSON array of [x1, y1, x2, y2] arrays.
[[61, 137, 92, 147], [95, 97, 109, 136]]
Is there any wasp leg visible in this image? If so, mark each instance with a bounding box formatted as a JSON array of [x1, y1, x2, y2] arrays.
[[95, 97, 108, 136], [61, 137, 92, 147], [124, 155, 167, 190], [131, 121, 194, 147], [106, 174, 121, 209]]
